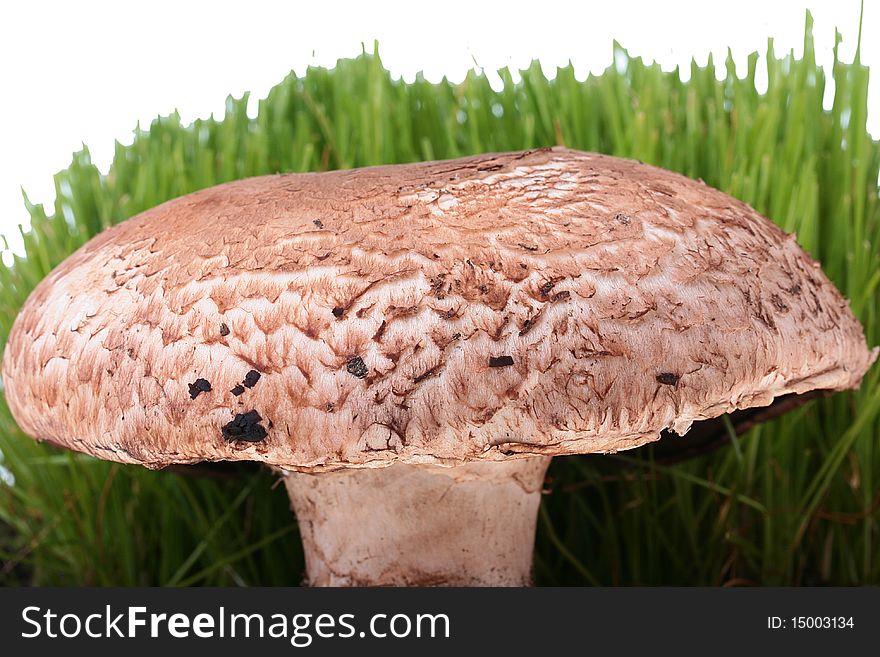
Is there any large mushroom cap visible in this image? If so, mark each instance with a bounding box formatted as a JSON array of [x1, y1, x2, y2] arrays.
[[3, 148, 876, 471]]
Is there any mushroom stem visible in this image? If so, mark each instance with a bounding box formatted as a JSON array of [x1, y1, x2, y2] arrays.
[[283, 456, 551, 586]]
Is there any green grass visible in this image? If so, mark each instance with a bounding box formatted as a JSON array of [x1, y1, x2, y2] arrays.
[[1, 12, 878, 585]]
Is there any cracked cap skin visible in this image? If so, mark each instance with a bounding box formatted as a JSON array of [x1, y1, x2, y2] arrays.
[[3, 147, 877, 472]]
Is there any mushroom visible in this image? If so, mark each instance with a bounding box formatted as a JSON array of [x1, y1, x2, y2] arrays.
[[3, 147, 876, 586]]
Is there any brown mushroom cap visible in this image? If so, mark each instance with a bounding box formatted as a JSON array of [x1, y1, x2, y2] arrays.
[[3, 148, 876, 471]]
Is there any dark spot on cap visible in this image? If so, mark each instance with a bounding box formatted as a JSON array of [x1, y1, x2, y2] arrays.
[[770, 294, 789, 313], [188, 378, 212, 399], [519, 317, 534, 336], [243, 369, 261, 388], [325, 402, 335, 413], [430, 274, 449, 299], [656, 372, 680, 386], [332, 306, 344, 318], [489, 355, 515, 368], [346, 356, 369, 379], [553, 290, 571, 302], [413, 367, 437, 384], [539, 280, 555, 296], [222, 410, 268, 443], [313, 219, 324, 228], [518, 242, 538, 251], [219, 323, 230, 337], [231, 384, 246, 396], [613, 212, 632, 225]]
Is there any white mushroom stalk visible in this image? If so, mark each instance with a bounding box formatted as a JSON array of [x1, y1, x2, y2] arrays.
[[3, 148, 876, 587], [284, 457, 551, 586]]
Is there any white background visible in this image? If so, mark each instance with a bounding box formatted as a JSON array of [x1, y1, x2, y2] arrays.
[[0, 0, 876, 257]]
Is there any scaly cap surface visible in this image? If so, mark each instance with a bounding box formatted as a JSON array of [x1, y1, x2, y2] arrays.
[[3, 148, 876, 470]]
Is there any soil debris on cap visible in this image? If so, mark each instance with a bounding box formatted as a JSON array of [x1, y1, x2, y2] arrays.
[[231, 384, 246, 396], [222, 410, 268, 442], [346, 356, 369, 379], [553, 290, 571, 302], [219, 323, 230, 336], [656, 372, 680, 386], [188, 378, 212, 399], [243, 369, 261, 388], [489, 355, 515, 368], [539, 280, 556, 296]]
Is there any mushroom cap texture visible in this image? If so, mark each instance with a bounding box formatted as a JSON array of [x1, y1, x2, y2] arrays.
[[3, 148, 876, 471]]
